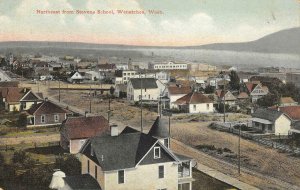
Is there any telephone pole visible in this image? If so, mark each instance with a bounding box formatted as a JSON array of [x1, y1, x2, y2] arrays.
[[89, 86, 92, 113], [140, 73, 143, 133], [222, 72, 226, 123], [108, 97, 111, 125], [58, 80, 61, 102], [238, 124, 241, 175]]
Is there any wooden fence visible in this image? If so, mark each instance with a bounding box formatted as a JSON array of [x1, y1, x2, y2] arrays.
[[211, 122, 300, 154]]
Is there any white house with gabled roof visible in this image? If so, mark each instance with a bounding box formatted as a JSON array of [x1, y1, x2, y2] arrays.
[[80, 117, 194, 190]]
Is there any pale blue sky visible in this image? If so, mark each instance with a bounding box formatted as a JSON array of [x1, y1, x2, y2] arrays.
[[0, 0, 299, 46]]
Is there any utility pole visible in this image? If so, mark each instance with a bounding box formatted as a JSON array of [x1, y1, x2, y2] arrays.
[[58, 80, 61, 102], [238, 124, 241, 175], [108, 97, 111, 125], [222, 72, 226, 123], [89, 86, 92, 113], [140, 72, 143, 133]]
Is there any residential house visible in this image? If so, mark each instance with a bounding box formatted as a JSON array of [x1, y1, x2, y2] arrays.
[[67, 71, 84, 83], [206, 76, 230, 88], [237, 92, 249, 101], [163, 85, 192, 109], [215, 90, 237, 106], [243, 81, 269, 102], [0, 87, 29, 111], [85, 71, 104, 81], [80, 119, 194, 190], [19, 90, 43, 111], [174, 92, 214, 113], [60, 116, 109, 154], [26, 100, 70, 127], [251, 108, 292, 135], [279, 97, 298, 107], [127, 78, 159, 103]]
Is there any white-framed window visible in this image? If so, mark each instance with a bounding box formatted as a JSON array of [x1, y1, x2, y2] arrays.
[[54, 114, 59, 122], [193, 105, 196, 111], [87, 160, 90, 174], [158, 165, 164, 179], [178, 183, 190, 190], [154, 147, 161, 159], [118, 170, 125, 184], [206, 104, 210, 110], [41, 115, 45, 123]]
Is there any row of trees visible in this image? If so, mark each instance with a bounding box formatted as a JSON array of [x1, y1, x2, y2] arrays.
[[0, 150, 80, 190]]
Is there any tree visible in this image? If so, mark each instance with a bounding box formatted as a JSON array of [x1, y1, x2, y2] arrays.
[[54, 155, 81, 176], [110, 86, 115, 95], [216, 103, 230, 113], [17, 113, 28, 128], [204, 85, 215, 94], [257, 93, 279, 107], [229, 70, 240, 91]]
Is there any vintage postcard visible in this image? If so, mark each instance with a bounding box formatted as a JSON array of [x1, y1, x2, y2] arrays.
[[0, 0, 299, 190]]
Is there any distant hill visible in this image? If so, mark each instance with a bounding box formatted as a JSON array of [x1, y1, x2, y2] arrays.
[[0, 27, 299, 55], [193, 27, 300, 54]]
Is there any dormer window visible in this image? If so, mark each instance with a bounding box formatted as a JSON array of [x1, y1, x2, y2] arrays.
[[154, 147, 161, 159]]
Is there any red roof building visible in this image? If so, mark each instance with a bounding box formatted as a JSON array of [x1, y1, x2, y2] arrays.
[[60, 115, 109, 154]]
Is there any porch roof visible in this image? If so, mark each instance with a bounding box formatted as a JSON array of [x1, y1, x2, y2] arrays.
[[251, 118, 273, 125]]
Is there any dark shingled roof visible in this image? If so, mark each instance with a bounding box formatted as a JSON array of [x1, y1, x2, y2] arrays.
[[129, 78, 158, 89], [61, 116, 109, 140], [27, 101, 70, 115], [20, 91, 43, 102], [292, 121, 300, 131], [81, 132, 159, 171], [252, 108, 283, 122], [121, 126, 139, 134], [148, 116, 170, 138], [62, 174, 101, 190]]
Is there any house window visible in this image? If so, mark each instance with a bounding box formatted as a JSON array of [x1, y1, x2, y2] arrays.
[[154, 147, 161, 159], [178, 183, 190, 190], [41, 115, 45, 123], [268, 125, 272, 131], [95, 166, 97, 179], [87, 160, 90, 174], [118, 170, 125, 184], [54, 114, 59, 122], [193, 105, 196, 111], [164, 138, 169, 148], [159, 165, 164, 179], [207, 104, 210, 110]]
